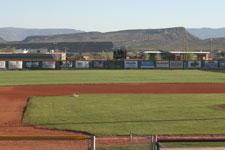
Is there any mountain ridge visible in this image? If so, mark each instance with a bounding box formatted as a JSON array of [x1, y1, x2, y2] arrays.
[[0, 27, 84, 41], [187, 28, 225, 39], [23, 27, 199, 43], [22, 27, 201, 51], [2, 27, 225, 51], [0, 37, 6, 43]]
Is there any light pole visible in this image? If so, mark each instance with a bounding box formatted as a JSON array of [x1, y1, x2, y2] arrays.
[[209, 38, 213, 60]]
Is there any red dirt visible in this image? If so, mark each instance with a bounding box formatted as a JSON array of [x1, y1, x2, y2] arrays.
[[0, 140, 89, 150], [1, 83, 225, 149], [217, 104, 225, 109]]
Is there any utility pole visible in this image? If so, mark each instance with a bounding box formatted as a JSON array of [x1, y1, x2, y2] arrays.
[[184, 37, 188, 60], [64, 47, 67, 53], [209, 38, 213, 60]]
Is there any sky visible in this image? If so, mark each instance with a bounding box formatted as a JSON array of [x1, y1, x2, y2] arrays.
[[0, 0, 225, 32]]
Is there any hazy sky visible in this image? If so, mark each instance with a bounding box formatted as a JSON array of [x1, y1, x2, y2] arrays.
[[1, 0, 224, 32]]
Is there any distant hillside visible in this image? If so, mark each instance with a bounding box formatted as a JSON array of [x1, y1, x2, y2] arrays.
[[24, 27, 198, 43], [3, 27, 225, 51], [187, 28, 225, 39], [0, 27, 84, 41], [128, 37, 225, 51], [23, 27, 201, 50], [0, 37, 6, 43], [190, 37, 225, 51]]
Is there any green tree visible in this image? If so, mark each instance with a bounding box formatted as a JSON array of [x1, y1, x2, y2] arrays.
[[105, 52, 113, 60], [9, 47, 16, 52], [155, 53, 162, 60], [101, 51, 107, 60], [144, 53, 150, 60], [187, 53, 197, 60]]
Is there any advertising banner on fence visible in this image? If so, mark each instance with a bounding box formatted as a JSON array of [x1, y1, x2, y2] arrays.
[[141, 61, 155, 68], [25, 62, 39, 68], [61, 61, 72, 69], [115, 61, 124, 69], [220, 61, 225, 68], [75, 61, 89, 69], [204, 61, 218, 68], [188, 61, 201, 69], [42, 61, 56, 69], [156, 61, 169, 68], [93, 61, 105, 68], [170, 61, 183, 69], [8, 61, 23, 70], [0, 61, 6, 69], [124, 61, 138, 69]]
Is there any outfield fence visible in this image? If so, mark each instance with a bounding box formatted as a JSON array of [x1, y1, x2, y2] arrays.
[[0, 60, 225, 70], [130, 131, 154, 150], [94, 131, 155, 150], [93, 134, 225, 150], [155, 135, 225, 150]]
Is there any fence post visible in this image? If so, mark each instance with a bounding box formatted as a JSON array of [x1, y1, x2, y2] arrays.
[[150, 135, 153, 150], [153, 135, 157, 150], [91, 136, 95, 150], [130, 130, 132, 150], [155, 135, 158, 150], [153, 135, 155, 150]]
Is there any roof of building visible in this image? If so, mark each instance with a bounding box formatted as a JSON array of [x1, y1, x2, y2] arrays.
[[143, 51, 162, 54], [169, 51, 210, 54], [143, 50, 210, 54]]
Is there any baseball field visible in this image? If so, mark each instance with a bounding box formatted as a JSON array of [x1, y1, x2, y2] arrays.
[[1, 70, 225, 150]]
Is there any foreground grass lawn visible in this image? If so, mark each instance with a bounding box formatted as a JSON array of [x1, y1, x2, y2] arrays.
[[0, 70, 225, 86], [23, 94, 225, 136]]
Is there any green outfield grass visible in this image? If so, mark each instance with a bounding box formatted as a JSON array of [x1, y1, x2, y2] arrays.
[[0, 70, 225, 86], [23, 94, 225, 136]]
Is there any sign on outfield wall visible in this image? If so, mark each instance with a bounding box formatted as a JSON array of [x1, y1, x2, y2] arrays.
[[188, 61, 201, 69], [61, 61, 72, 69], [42, 61, 56, 69], [204, 61, 218, 68], [93, 61, 105, 68], [8, 61, 23, 70], [156, 61, 169, 68], [141, 61, 155, 68], [0, 61, 6, 69], [25, 62, 40, 68], [170, 61, 183, 69], [220, 61, 225, 68], [124, 61, 138, 69], [75, 61, 89, 69]]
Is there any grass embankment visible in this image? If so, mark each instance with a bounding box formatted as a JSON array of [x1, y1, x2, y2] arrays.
[[0, 70, 225, 86], [23, 94, 225, 136]]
